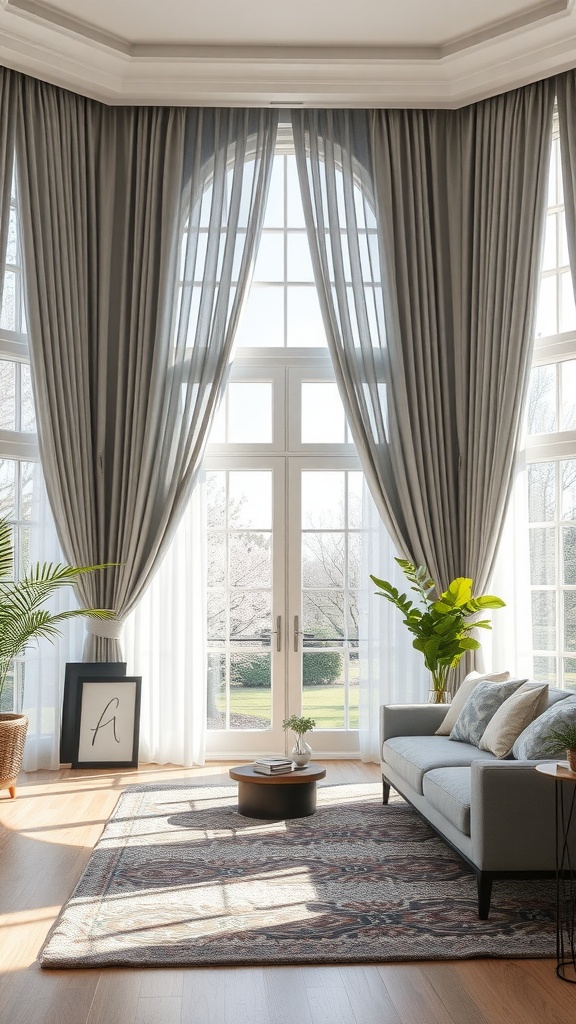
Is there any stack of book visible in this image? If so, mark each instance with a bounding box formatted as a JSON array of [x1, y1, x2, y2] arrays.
[[252, 757, 294, 775]]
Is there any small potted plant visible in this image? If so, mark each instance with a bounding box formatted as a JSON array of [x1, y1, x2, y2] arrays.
[[544, 723, 576, 773], [371, 559, 505, 703], [282, 714, 316, 768]]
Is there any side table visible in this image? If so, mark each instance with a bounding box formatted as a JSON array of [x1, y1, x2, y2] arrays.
[[535, 762, 576, 983], [229, 762, 326, 819]]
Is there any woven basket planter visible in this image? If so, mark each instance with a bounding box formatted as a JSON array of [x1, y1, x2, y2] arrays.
[[0, 713, 28, 798]]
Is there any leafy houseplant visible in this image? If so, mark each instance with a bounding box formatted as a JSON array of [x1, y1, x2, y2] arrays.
[[282, 714, 316, 767], [0, 518, 114, 796], [544, 723, 576, 773], [370, 559, 505, 702]]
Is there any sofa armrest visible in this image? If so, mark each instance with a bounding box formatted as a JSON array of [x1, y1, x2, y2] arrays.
[[470, 760, 560, 870], [380, 703, 449, 745]]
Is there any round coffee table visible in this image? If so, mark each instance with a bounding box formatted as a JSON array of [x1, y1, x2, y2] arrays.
[[229, 762, 326, 819]]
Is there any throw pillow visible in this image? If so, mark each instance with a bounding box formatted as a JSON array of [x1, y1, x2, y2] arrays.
[[479, 682, 548, 758], [449, 678, 526, 746], [435, 671, 511, 736], [512, 694, 576, 760]]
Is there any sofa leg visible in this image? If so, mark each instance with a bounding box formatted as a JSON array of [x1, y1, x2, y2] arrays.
[[476, 872, 492, 920], [382, 776, 391, 805]]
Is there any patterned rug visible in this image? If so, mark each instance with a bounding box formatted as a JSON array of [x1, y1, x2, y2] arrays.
[[41, 782, 555, 968]]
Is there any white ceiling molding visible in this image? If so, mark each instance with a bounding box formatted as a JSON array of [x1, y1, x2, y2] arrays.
[[0, 0, 575, 106]]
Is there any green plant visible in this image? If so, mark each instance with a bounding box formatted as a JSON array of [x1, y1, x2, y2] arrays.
[[370, 559, 505, 694], [0, 518, 115, 700], [282, 715, 316, 735], [544, 723, 576, 754]]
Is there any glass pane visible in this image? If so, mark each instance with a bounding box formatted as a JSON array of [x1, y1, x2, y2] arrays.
[[207, 590, 226, 643], [0, 360, 15, 430], [349, 651, 360, 727], [287, 233, 315, 282], [560, 361, 576, 431], [562, 461, 576, 520], [229, 590, 271, 639], [0, 459, 16, 519], [0, 271, 16, 330], [207, 471, 226, 528], [228, 472, 271, 529], [560, 270, 576, 333], [207, 533, 226, 587], [565, 657, 576, 691], [348, 473, 363, 529], [564, 592, 576, 651], [560, 211, 570, 267], [303, 591, 344, 639], [528, 462, 555, 522], [6, 207, 18, 264], [531, 591, 556, 649], [286, 156, 306, 228], [228, 382, 272, 443], [263, 156, 285, 228], [20, 365, 36, 432], [229, 533, 271, 588], [302, 533, 344, 589], [533, 655, 557, 684], [302, 654, 345, 728], [21, 461, 39, 521], [529, 527, 556, 585], [535, 275, 557, 338], [348, 535, 361, 588], [254, 233, 284, 282], [302, 472, 345, 529], [347, 590, 359, 639], [563, 527, 576, 585], [235, 286, 284, 347], [301, 383, 346, 443], [230, 653, 271, 729], [548, 138, 559, 206], [287, 286, 327, 347], [542, 213, 557, 272], [207, 653, 226, 728], [527, 364, 556, 434], [18, 525, 31, 577]]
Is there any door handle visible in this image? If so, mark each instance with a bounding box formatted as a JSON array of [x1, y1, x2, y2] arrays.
[[272, 615, 282, 652]]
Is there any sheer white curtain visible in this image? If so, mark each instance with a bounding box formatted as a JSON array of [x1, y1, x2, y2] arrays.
[[359, 481, 429, 761]]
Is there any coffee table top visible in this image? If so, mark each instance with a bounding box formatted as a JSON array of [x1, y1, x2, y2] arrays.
[[229, 763, 326, 786]]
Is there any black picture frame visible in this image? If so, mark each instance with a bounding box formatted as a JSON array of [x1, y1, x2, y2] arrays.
[[60, 662, 127, 763], [72, 675, 142, 769]]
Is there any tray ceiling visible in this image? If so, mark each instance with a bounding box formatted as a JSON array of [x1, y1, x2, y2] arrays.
[[0, 0, 575, 106]]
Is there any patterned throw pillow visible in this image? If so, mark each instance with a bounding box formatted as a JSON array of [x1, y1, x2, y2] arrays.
[[449, 678, 526, 746], [479, 682, 548, 758], [512, 694, 576, 760], [435, 670, 511, 736]]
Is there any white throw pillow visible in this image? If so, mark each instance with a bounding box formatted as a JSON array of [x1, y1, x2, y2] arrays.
[[479, 682, 549, 758], [435, 671, 511, 736]]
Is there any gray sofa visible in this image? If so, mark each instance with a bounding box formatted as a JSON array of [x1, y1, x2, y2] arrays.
[[380, 688, 576, 918]]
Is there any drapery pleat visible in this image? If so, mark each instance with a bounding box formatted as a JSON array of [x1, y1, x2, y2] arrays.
[[16, 79, 278, 667], [0, 67, 16, 312], [558, 71, 576, 306], [292, 85, 553, 608]]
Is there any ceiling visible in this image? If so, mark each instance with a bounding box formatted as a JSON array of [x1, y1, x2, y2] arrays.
[[0, 0, 575, 107]]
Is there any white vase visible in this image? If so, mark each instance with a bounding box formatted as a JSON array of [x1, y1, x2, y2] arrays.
[[292, 734, 312, 768]]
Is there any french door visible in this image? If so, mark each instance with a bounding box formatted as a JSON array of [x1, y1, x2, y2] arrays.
[[204, 454, 362, 758]]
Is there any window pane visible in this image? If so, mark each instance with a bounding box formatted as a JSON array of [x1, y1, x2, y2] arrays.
[[207, 653, 226, 728], [286, 156, 306, 228], [229, 590, 271, 637], [302, 472, 345, 529], [535, 275, 557, 338], [303, 591, 344, 639], [0, 271, 16, 330], [564, 592, 576, 650], [21, 461, 39, 521], [348, 473, 363, 529], [302, 533, 344, 589], [263, 156, 285, 228], [228, 471, 272, 529], [560, 270, 576, 332], [235, 287, 284, 347], [527, 364, 556, 434], [0, 360, 15, 429], [227, 382, 272, 443], [532, 591, 556, 649], [302, 383, 346, 443], [534, 655, 557, 684], [20, 364, 36, 432], [230, 653, 271, 729], [563, 527, 576, 584], [560, 361, 576, 431], [254, 233, 284, 282], [548, 138, 559, 206], [229, 534, 271, 588], [560, 211, 570, 267], [565, 657, 576, 691], [302, 655, 345, 728], [206, 471, 226, 528], [529, 527, 555, 584], [0, 459, 16, 518], [287, 233, 315, 282], [562, 460, 576, 520], [542, 213, 557, 271], [528, 462, 555, 522], [6, 208, 18, 264], [287, 286, 327, 347]]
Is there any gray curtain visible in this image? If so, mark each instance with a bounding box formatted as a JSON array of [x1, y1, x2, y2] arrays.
[[292, 83, 554, 601], [0, 68, 17, 313], [557, 71, 576, 305], [16, 76, 278, 658]]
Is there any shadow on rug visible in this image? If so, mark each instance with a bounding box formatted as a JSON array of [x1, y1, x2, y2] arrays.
[[40, 782, 555, 968]]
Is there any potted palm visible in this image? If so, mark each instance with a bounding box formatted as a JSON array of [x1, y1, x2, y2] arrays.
[[282, 714, 316, 767], [544, 723, 576, 773], [0, 518, 114, 797], [370, 559, 505, 703]]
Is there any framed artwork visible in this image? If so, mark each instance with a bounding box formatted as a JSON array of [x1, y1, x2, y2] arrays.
[[72, 676, 142, 769], [60, 662, 127, 763]]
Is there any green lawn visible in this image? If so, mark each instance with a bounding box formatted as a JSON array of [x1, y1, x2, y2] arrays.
[[221, 684, 359, 730]]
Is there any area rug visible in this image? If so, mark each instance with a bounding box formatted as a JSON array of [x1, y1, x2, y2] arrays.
[[41, 782, 555, 968]]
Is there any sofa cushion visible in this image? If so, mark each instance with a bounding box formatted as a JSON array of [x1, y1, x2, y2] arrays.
[[422, 768, 472, 835], [449, 678, 526, 746], [383, 735, 496, 794], [435, 671, 511, 736], [479, 682, 548, 758], [512, 694, 576, 760]]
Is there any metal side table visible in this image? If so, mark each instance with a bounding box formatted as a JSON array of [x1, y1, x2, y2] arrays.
[[536, 762, 576, 983]]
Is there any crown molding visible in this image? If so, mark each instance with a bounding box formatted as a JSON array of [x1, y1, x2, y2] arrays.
[[0, 1, 575, 106]]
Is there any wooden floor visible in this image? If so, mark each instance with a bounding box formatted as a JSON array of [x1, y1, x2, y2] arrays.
[[0, 760, 574, 1024]]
